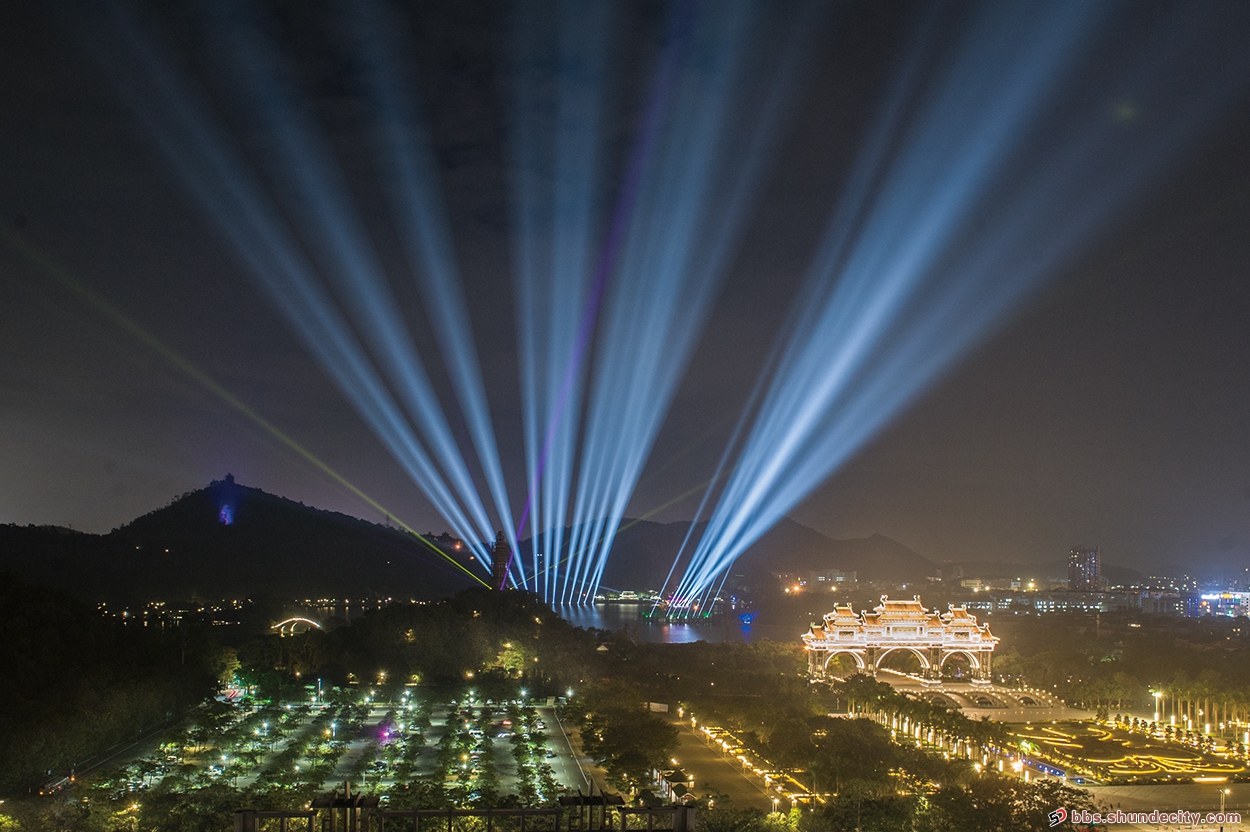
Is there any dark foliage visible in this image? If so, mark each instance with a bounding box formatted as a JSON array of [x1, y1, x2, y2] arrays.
[[565, 680, 679, 792], [0, 576, 221, 795], [235, 588, 598, 695]]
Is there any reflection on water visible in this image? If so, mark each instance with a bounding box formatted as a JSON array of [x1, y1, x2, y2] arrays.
[[554, 603, 802, 644], [310, 601, 388, 624]]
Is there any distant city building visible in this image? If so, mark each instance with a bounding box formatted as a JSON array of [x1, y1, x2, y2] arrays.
[[1140, 591, 1187, 615], [809, 569, 857, 586], [1068, 545, 1101, 592], [959, 577, 1017, 591], [950, 589, 1190, 615], [1195, 591, 1250, 618]]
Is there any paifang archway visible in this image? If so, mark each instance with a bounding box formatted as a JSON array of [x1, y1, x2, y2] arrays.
[[802, 596, 998, 686]]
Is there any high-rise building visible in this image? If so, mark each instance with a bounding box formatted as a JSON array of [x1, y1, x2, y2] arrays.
[[1068, 545, 1100, 592]]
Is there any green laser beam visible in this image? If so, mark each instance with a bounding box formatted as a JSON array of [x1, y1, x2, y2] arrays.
[[1, 225, 489, 587]]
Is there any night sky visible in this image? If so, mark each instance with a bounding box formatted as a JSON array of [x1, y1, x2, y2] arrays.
[[3, 0, 1249, 576]]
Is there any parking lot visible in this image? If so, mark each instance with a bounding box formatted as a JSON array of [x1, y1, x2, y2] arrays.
[[80, 686, 580, 810]]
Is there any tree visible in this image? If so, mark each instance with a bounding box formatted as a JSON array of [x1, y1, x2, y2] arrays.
[[809, 718, 900, 793], [804, 789, 916, 832], [571, 681, 679, 793], [767, 717, 818, 769], [915, 776, 1096, 832], [701, 807, 793, 832]]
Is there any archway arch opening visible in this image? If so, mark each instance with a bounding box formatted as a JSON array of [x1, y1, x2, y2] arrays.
[[875, 647, 928, 675], [940, 651, 977, 681], [822, 651, 865, 677]]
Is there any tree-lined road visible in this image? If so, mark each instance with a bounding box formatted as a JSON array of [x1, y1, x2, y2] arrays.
[[667, 718, 772, 810]]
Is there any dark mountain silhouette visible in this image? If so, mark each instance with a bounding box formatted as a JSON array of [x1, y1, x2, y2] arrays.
[[0, 478, 480, 602], [1, 478, 940, 603]]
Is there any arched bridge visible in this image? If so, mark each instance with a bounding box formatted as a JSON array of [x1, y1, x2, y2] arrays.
[[272, 616, 323, 636]]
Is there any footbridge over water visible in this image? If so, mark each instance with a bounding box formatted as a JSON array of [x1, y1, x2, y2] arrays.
[[272, 615, 322, 636]]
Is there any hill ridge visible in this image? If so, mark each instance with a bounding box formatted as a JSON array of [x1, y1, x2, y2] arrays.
[[0, 479, 481, 602], [2, 478, 955, 601]]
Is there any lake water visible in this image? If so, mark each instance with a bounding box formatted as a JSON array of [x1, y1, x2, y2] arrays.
[[553, 603, 806, 644]]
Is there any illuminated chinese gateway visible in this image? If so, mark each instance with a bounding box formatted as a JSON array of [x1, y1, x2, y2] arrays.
[[803, 596, 998, 686]]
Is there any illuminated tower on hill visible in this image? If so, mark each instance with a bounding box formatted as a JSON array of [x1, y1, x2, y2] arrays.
[[491, 531, 511, 591], [1068, 545, 1100, 592]]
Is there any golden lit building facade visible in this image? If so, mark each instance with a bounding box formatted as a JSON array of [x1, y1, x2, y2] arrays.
[[803, 596, 998, 685]]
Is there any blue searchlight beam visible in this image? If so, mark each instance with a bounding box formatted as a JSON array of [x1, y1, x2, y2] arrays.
[[671, 0, 1250, 602]]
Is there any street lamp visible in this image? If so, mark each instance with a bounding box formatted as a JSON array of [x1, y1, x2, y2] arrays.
[[772, 797, 780, 815], [1153, 691, 1162, 722]]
